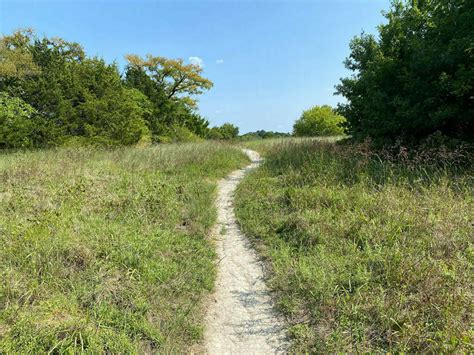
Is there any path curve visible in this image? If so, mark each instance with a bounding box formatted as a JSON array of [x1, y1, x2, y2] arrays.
[[204, 149, 288, 354]]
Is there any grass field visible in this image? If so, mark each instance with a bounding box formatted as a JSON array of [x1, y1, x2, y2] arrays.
[[236, 138, 473, 352], [0, 142, 249, 353]]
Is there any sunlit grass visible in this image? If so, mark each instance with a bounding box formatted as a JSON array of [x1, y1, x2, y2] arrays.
[[0, 142, 249, 353], [235, 139, 473, 352]]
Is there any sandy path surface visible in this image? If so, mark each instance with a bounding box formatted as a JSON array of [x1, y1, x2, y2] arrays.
[[203, 149, 288, 354]]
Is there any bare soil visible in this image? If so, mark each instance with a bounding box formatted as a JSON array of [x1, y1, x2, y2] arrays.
[[203, 149, 288, 354]]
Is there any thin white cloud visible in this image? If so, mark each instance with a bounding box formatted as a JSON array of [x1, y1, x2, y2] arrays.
[[189, 56, 204, 68], [216, 59, 224, 64]]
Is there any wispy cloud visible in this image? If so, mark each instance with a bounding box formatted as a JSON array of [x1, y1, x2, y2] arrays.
[[189, 56, 204, 68], [216, 59, 224, 64]]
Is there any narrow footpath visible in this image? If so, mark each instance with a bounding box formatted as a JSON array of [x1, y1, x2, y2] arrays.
[[204, 149, 288, 354]]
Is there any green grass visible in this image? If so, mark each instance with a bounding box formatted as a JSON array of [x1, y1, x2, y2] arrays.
[[0, 142, 249, 353], [241, 136, 343, 157], [235, 139, 473, 352]]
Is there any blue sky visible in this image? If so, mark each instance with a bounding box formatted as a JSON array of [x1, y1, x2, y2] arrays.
[[1, 0, 391, 133]]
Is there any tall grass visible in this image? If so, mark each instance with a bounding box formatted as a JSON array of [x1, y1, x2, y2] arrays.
[[235, 139, 473, 352], [0, 142, 249, 353]]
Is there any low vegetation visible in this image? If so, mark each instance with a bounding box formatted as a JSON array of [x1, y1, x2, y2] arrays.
[[236, 138, 473, 352], [239, 130, 291, 141], [0, 142, 249, 353]]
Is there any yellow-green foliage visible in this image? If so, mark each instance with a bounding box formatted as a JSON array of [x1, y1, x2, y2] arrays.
[[293, 105, 346, 137], [236, 139, 473, 352], [0, 142, 249, 353]]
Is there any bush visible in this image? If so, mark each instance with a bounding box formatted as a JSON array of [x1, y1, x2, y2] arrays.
[[293, 105, 345, 137]]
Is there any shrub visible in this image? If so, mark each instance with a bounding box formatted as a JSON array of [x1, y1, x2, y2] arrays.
[[293, 105, 345, 137]]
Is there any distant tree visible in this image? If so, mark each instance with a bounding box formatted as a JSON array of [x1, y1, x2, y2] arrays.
[[239, 130, 291, 140], [293, 105, 346, 137], [219, 123, 239, 139], [208, 127, 224, 140], [208, 123, 239, 140]]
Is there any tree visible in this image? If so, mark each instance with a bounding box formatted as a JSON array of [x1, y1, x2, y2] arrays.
[[0, 30, 152, 146], [125, 54, 213, 108], [124, 55, 213, 141], [0, 92, 36, 148], [208, 123, 239, 140], [293, 105, 346, 137], [336, 0, 474, 142], [76, 87, 151, 145], [240, 130, 291, 140], [0, 29, 214, 147], [0, 29, 39, 82]]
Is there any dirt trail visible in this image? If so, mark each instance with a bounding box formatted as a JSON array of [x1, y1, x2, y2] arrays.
[[204, 149, 288, 354]]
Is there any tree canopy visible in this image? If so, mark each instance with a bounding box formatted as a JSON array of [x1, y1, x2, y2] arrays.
[[125, 54, 213, 108], [336, 0, 474, 143], [208, 123, 240, 140], [0, 30, 218, 147]]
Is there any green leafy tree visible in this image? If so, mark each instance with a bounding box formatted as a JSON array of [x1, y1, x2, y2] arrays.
[[336, 0, 474, 142], [0, 30, 152, 146], [125, 54, 213, 108], [208, 123, 239, 140], [0, 29, 39, 85], [124, 56, 213, 140], [293, 105, 346, 136], [220, 123, 239, 139], [76, 87, 151, 145], [0, 29, 214, 148], [0, 92, 36, 148]]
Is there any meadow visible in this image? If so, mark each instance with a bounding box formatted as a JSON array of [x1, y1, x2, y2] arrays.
[[236, 138, 473, 352], [0, 142, 249, 353]]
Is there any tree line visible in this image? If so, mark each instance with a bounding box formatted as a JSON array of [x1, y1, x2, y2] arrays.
[[0, 29, 239, 148], [2, 0, 472, 148]]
